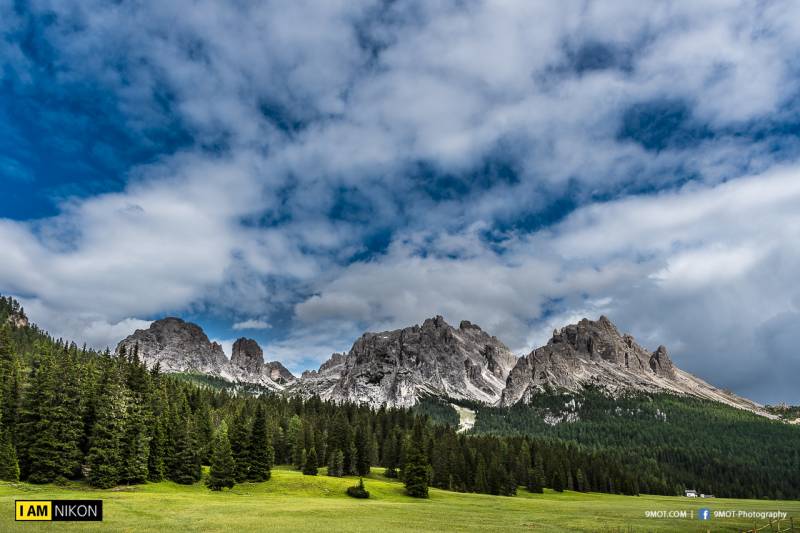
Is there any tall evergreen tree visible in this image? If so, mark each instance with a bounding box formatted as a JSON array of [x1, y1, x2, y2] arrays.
[[20, 348, 84, 483], [229, 414, 251, 483], [166, 396, 201, 484], [86, 359, 128, 488], [207, 423, 236, 491], [248, 404, 273, 482], [118, 399, 150, 484], [147, 382, 167, 482], [551, 469, 565, 492], [327, 448, 344, 477], [403, 419, 430, 498], [354, 424, 371, 476], [474, 455, 489, 494], [303, 447, 318, 476], [287, 415, 304, 470], [575, 468, 586, 492], [526, 466, 545, 494], [382, 429, 399, 478], [0, 326, 21, 441], [194, 402, 214, 465], [0, 425, 19, 481]]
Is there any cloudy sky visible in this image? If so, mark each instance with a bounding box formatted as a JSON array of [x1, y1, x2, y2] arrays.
[[2, 1, 799, 403]]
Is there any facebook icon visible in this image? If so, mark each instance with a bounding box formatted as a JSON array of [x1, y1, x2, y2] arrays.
[[698, 508, 712, 520]]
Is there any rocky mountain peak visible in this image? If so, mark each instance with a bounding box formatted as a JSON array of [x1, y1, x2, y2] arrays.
[[545, 316, 664, 372], [231, 337, 264, 375], [422, 315, 447, 329], [117, 317, 228, 376], [289, 315, 518, 408], [501, 316, 761, 413], [117, 319, 294, 390], [459, 320, 481, 330], [265, 361, 295, 384]]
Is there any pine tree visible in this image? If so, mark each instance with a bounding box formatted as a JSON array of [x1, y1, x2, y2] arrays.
[[431, 432, 454, 490], [86, 359, 128, 488], [303, 447, 318, 476], [0, 425, 19, 481], [403, 419, 430, 498], [248, 404, 273, 482], [474, 455, 489, 493], [148, 412, 166, 482], [166, 396, 201, 484], [287, 414, 304, 470], [229, 414, 251, 482], [383, 428, 403, 478], [328, 412, 352, 472], [118, 399, 150, 484], [147, 384, 167, 482], [327, 448, 344, 477], [527, 466, 544, 493], [0, 326, 21, 441], [347, 440, 358, 475], [194, 402, 214, 465], [382, 430, 399, 478], [20, 348, 84, 483], [207, 423, 236, 491], [575, 468, 586, 492], [551, 469, 565, 492], [354, 424, 371, 476]]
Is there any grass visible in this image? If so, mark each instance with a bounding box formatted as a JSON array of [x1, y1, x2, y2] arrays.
[[2, 466, 799, 532]]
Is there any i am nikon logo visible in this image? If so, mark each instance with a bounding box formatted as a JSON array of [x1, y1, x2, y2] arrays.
[[15, 500, 103, 522]]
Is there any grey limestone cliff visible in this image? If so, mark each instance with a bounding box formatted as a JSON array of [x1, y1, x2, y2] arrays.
[[499, 316, 765, 414], [116, 319, 294, 390], [289, 316, 517, 408]]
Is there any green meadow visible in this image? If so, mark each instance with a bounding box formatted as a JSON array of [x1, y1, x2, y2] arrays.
[[2, 466, 798, 532]]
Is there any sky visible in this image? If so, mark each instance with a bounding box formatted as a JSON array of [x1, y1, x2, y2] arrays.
[[1, 1, 800, 404]]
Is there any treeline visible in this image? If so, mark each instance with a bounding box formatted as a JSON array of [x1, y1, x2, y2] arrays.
[[2, 294, 797, 500], [472, 388, 800, 500], [0, 318, 644, 497]]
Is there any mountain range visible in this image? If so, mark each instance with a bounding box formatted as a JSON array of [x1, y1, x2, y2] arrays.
[[116, 314, 767, 415]]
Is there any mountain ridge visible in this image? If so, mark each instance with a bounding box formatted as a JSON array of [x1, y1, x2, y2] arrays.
[[115, 314, 769, 416]]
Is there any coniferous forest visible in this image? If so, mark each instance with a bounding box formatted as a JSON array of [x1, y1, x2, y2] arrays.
[[1, 295, 798, 500]]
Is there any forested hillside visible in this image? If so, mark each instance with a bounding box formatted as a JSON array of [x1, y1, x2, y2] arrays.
[[471, 388, 800, 500], [1, 295, 798, 501]]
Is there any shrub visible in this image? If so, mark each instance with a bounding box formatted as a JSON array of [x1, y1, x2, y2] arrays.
[[346, 478, 370, 499]]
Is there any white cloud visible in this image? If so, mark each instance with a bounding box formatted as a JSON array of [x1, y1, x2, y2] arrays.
[[293, 167, 800, 402], [3, 1, 800, 402], [232, 319, 272, 331]]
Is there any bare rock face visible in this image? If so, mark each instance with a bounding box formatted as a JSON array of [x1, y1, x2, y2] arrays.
[[500, 316, 766, 414], [6, 313, 28, 329], [265, 361, 294, 384], [116, 317, 229, 376], [229, 338, 296, 385], [231, 338, 264, 376], [4, 304, 28, 329], [116, 321, 295, 390], [290, 315, 518, 408], [649, 345, 674, 377]]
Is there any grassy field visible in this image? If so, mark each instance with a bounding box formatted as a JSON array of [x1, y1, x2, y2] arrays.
[[2, 466, 798, 532]]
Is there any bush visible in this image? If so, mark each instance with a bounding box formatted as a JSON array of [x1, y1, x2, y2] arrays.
[[346, 478, 370, 499]]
